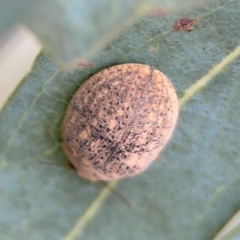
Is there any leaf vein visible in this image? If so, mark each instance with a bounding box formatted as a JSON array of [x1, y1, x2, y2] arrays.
[[1, 69, 61, 166]]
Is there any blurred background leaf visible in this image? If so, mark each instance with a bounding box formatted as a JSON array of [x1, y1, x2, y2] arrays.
[[0, 0, 33, 38], [1, 0, 212, 67], [1, 0, 240, 240]]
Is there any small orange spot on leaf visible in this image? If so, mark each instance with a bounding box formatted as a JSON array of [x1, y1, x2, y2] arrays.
[[77, 61, 95, 68], [151, 7, 167, 17]]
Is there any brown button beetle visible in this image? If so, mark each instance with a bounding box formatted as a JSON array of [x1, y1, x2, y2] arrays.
[[62, 63, 178, 181]]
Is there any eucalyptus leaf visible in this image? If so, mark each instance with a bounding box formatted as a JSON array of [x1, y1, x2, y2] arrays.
[[0, 0, 212, 66], [1, 0, 240, 240], [0, 0, 33, 38], [20, 0, 212, 67]]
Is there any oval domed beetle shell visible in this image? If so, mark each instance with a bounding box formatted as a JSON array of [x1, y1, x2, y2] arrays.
[[62, 63, 178, 181]]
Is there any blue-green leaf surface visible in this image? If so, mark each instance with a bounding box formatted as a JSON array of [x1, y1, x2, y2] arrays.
[[20, 0, 212, 67], [0, 0, 212, 66], [1, 0, 240, 240]]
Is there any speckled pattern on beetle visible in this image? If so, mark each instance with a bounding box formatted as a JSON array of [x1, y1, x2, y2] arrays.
[[62, 63, 178, 181]]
